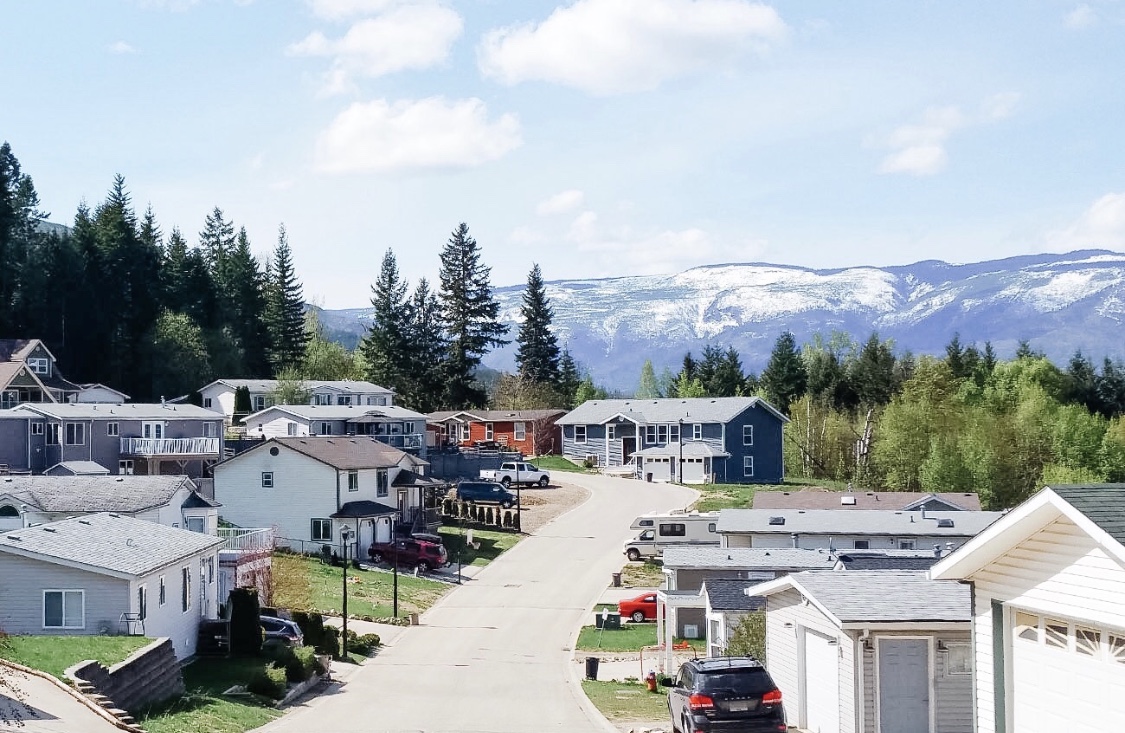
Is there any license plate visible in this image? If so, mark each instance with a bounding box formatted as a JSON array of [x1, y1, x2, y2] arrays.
[[728, 701, 750, 712]]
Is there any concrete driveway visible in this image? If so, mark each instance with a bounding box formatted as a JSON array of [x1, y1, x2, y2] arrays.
[[0, 663, 122, 733], [257, 473, 695, 733]]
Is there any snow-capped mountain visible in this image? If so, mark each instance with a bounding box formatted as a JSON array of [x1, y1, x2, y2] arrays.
[[317, 249, 1125, 390]]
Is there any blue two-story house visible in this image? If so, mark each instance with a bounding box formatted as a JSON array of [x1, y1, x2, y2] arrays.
[[557, 397, 788, 484]]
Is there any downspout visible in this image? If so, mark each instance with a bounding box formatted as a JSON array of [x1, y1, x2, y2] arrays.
[[335, 469, 341, 513]]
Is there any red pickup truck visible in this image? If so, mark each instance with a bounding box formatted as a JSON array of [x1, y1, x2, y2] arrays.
[[368, 538, 448, 573]]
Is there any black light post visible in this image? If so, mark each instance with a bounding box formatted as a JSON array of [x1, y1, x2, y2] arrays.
[[340, 525, 353, 658], [678, 418, 684, 484], [391, 513, 399, 617]]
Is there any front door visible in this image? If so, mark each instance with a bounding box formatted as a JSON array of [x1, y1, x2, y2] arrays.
[[621, 437, 636, 463], [142, 421, 163, 439], [397, 490, 408, 527], [878, 638, 930, 733]]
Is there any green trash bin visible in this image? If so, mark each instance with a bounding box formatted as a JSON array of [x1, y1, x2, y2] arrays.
[[604, 612, 621, 630]]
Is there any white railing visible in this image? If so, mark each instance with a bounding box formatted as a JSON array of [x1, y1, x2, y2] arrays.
[[217, 527, 274, 552], [120, 437, 221, 456]]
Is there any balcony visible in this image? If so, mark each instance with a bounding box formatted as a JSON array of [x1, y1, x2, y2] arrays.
[[120, 437, 221, 456], [218, 527, 275, 552]]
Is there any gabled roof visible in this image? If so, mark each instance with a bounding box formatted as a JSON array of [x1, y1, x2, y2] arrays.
[[199, 378, 393, 395], [703, 578, 768, 612], [932, 484, 1125, 581], [0, 339, 53, 363], [181, 492, 220, 509], [0, 361, 54, 400], [661, 546, 837, 571], [44, 460, 110, 475], [0, 513, 223, 579], [392, 469, 448, 488], [748, 570, 970, 627], [557, 396, 789, 426], [76, 383, 131, 401], [0, 475, 199, 514], [717, 508, 1003, 537], [12, 402, 220, 420], [753, 490, 982, 512], [243, 404, 427, 423], [427, 409, 563, 423], [330, 500, 397, 518], [225, 436, 411, 471], [834, 550, 941, 571]]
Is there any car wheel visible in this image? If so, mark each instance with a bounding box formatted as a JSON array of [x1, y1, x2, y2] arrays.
[[501, 476, 511, 487], [416, 562, 431, 574], [371, 552, 384, 563], [538, 475, 549, 487], [632, 610, 646, 623], [626, 548, 641, 562]]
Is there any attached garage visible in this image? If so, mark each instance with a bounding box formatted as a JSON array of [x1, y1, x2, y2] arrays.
[[802, 630, 840, 733]]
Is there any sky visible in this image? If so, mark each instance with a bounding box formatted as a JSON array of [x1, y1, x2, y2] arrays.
[[3, 0, 1125, 309]]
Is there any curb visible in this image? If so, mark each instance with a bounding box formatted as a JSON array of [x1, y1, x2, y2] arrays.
[[0, 658, 138, 732]]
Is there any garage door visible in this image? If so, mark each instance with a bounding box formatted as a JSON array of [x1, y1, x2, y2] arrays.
[[803, 630, 839, 733], [1011, 611, 1125, 732]]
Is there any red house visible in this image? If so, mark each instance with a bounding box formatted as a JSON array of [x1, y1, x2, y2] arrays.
[[427, 410, 565, 456]]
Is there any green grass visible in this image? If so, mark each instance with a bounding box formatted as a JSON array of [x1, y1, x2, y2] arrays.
[[691, 478, 851, 511], [620, 561, 665, 587], [136, 657, 283, 733], [272, 553, 446, 618], [437, 525, 521, 567], [0, 635, 152, 679], [581, 679, 669, 722], [532, 454, 595, 473], [576, 624, 700, 653]]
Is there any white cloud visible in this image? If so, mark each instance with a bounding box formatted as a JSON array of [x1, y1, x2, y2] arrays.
[[981, 91, 1020, 121], [1065, 4, 1097, 29], [315, 97, 522, 173], [108, 41, 138, 54], [289, 4, 463, 92], [307, 0, 399, 20], [1048, 193, 1125, 249], [477, 0, 787, 95], [536, 189, 585, 216]]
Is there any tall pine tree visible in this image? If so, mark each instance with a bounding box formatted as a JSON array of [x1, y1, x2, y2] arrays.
[[399, 278, 448, 412], [557, 347, 581, 408], [361, 249, 412, 394], [760, 331, 807, 414], [515, 263, 561, 386], [264, 224, 308, 375]]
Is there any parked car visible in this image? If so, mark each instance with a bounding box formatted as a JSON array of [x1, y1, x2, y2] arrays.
[[368, 537, 449, 572], [456, 480, 517, 508], [664, 657, 785, 733], [479, 461, 551, 487], [260, 615, 304, 646], [617, 592, 658, 623]]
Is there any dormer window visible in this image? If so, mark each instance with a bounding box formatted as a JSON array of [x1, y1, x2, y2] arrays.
[[27, 357, 50, 375]]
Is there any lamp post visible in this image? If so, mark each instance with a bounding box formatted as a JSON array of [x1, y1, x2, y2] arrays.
[[340, 525, 353, 658], [515, 462, 522, 533], [391, 513, 399, 618]]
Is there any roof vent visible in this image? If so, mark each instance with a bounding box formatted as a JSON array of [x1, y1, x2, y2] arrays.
[[116, 477, 124, 482], [840, 496, 856, 506], [43, 527, 56, 533], [5, 535, 20, 541], [77, 519, 91, 525], [937, 518, 955, 528], [768, 516, 785, 526]]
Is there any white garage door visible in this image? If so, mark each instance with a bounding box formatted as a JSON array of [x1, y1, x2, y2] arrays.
[[1011, 611, 1125, 733], [803, 630, 839, 733]]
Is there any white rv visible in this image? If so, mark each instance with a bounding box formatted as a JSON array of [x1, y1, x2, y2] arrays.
[[623, 512, 720, 560]]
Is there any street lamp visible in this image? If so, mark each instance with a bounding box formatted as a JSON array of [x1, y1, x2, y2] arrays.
[[677, 419, 684, 484], [340, 525, 353, 658], [391, 513, 399, 618]]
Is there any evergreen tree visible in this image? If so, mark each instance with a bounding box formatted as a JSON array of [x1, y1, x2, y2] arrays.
[[557, 348, 581, 408], [264, 224, 308, 374], [400, 278, 448, 412], [849, 333, 897, 407], [361, 249, 412, 397], [760, 331, 807, 413], [636, 359, 661, 398], [945, 333, 968, 380], [515, 263, 561, 385], [437, 223, 509, 407], [199, 207, 236, 299], [574, 375, 608, 404], [228, 227, 271, 376]]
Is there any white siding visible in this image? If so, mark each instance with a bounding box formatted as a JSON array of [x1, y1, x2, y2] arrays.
[[129, 549, 220, 659], [199, 385, 235, 419], [743, 533, 970, 551], [859, 631, 972, 733]]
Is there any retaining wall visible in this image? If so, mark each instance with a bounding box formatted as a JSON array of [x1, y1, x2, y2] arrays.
[[66, 637, 185, 713]]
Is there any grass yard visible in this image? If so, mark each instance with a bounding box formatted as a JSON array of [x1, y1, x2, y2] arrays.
[[533, 454, 594, 474], [271, 552, 446, 618], [0, 635, 152, 679], [136, 657, 282, 733], [691, 478, 851, 511], [582, 679, 670, 722], [437, 525, 521, 567], [575, 623, 700, 653], [620, 560, 665, 587]]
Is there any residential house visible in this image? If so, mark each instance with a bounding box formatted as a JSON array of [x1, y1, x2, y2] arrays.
[[701, 578, 766, 658], [199, 379, 394, 424], [241, 404, 428, 456], [557, 397, 788, 484], [716, 508, 1003, 551], [0, 402, 223, 479], [753, 490, 983, 512], [427, 409, 565, 455], [0, 339, 124, 407], [0, 475, 219, 534], [930, 484, 1125, 733], [749, 570, 973, 733], [0, 513, 224, 659], [213, 436, 442, 556]]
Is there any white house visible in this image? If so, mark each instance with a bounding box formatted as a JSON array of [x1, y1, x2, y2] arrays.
[[199, 379, 395, 423], [930, 483, 1125, 733], [239, 404, 428, 455], [748, 570, 973, 733], [0, 513, 224, 659]]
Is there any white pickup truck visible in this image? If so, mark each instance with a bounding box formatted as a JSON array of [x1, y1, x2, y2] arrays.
[[479, 461, 551, 487]]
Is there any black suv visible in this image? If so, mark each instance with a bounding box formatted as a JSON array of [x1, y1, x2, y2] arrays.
[[665, 657, 785, 733]]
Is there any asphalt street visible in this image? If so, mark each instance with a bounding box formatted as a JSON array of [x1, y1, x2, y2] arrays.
[[256, 473, 695, 733]]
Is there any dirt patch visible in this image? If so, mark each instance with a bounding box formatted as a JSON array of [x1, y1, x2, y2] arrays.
[[517, 480, 591, 535]]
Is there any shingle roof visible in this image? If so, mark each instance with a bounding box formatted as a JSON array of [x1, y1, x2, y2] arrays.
[[717, 509, 1003, 536], [834, 550, 940, 570], [704, 579, 767, 612], [0, 475, 198, 513], [246, 404, 427, 422], [427, 409, 564, 422], [753, 490, 982, 512], [264, 437, 410, 470], [774, 570, 970, 623], [661, 546, 837, 570], [392, 469, 448, 488], [45, 461, 110, 475], [330, 500, 397, 518], [13, 402, 220, 420], [204, 378, 393, 394], [0, 513, 223, 578], [1048, 484, 1125, 546], [557, 397, 788, 426], [633, 442, 730, 458]]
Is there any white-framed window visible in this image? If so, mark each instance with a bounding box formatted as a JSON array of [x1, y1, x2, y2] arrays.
[[574, 425, 587, 444], [142, 421, 163, 439], [485, 423, 494, 440], [669, 423, 680, 442], [743, 456, 754, 477], [46, 423, 59, 445], [853, 540, 870, 549], [159, 575, 166, 606], [313, 393, 331, 405], [27, 357, 50, 375], [944, 642, 971, 674], [181, 566, 191, 612], [459, 424, 470, 441], [657, 425, 668, 443], [311, 518, 332, 542], [514, 422, 526, 441], [31, 422, 44, 436], [337, 394, 352, 406], [119, 460, 134, 475], [404, 421, 414, 434], [137, 584, 147, 621], [203, 397, 212, 408], [261, 471, 274, 488], [898, 540, 916, 550], [106, 422, 119, 437], [743, 425, 754, 446], [607, 424, 616, 440], [43, 590, 83, 629], [254, 395, 266, 410], [348, 470, 359, 492], [203, 422, 218, 438], [376, 397, 387, 406], [186, 516, 206, 533], [645, 425, 656, 444], [287, 422, 298, 436], [692, 423, 702, 441], [65, 423, 85, 445], [319, 422, 332, 436], [376, 470, 388, 497]]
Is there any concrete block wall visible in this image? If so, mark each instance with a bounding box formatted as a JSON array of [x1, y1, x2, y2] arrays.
[[66, 637, 185, 714]]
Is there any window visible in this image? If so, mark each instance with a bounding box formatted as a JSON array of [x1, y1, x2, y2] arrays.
[[203, 397, 212, 408], [692, 423, 702, 441], [1075, 626, 1101, 656], [376, 397, 387, 406], [607, 425, 616, 440], [261, 471, 274, 488], [203, 422, 217, 438], [27, 357, 50, 374], [645, 425, 656, 444], [743, 456, 754, 477], [743, 425, 754, 446], [1044, 618, 1068, 649], [1015, 611, 1039, 642], [311, 518, 332, 542], [186, 517, 205, 533], [142, 421, 163, 439], [46, 423, 59, 445], [657, 425, 668, 443], [65, 423, 85, 445], [43, 590, 83, 629], [287, 422, 298, 436], [459, 424, 470, 441], [348, 470, 359, 492], [404, 421, 415, 434], [181, 567, 191, 612], [945, 642, 971, 674], [159, 576, 166, 606], [31, 422, 44, 436], [485, 423, 494, 440], [1110, 634, 1125, 664], [319, 422, 332, 436], [659, 523, 686, 537], [254, 395, 266, 410], [376, 470, 388, 497], [206, 556, 214, 584], [119, 460, 134, 475], [669, 423, 680, 442], [853, 540, 870, 549], [138, 585, 147, 621], [106, 422, 119, 437], [574, 425, 587, 444], [514, 422, 526, 441], [898, 540, 916, 550], [337, 395, 352, 406]]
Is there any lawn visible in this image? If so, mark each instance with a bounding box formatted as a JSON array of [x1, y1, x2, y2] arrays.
[[620, 561, 665, 587], [533, 454, 594, 474], [437, 525, 521, 567], [691, 478, 850, 511], [136, 657, 282, 733], [575, 623, 701, 653], [271, 552, 446, 619], [0, 635, 152, 679], [582, 679, 670, 723]]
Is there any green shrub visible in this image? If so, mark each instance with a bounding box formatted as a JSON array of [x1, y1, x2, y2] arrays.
[[317, 625, 341, 657], [283, 646, 318, 682], [246, 666, 287, 699], [345, 632, 382, 656], [229, 587, 262, 656], [262, 639, 295, 665], [291, 611, 326, 651]]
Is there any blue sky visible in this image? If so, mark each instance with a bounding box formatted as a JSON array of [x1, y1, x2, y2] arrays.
[[3, 0, 1125, 309]]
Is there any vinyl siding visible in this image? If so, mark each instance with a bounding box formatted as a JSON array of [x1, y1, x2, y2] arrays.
[[859, 630, 972, 733], [675, 568, 768, 592], [0, 554, 128, 636], [129, 550, 220, 659], [737, 533, 970, 552]]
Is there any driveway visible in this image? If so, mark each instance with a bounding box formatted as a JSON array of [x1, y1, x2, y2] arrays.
[[0, 663, 122, 733], [257, 473, 695, 733]]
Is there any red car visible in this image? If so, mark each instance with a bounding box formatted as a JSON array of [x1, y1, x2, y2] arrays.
[[618, 592, 658, 623]]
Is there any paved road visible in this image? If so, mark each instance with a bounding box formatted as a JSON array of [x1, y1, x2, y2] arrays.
[[0, 663, 122, 733], [258, 473, 695, 733]]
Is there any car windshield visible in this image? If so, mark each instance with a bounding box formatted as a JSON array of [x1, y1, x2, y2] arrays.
[[699, 669, 773, 696]]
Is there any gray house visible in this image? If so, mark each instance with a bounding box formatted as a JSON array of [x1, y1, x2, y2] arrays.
[[240, 404, 428, 456], [0, 513, 224, 659], [753, 490, 983, 512]]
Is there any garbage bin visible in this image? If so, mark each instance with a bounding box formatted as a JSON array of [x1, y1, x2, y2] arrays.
[[595, 612, 605, 629], [585, 656, 600, 680], [611, 572, 622, 587], [604, 612, 622, 630]]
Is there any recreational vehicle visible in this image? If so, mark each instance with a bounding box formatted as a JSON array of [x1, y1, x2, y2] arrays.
[[623, 512, 720, 560]]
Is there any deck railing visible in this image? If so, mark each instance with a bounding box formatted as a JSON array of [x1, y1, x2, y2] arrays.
[[120, 437, 221, 456], [217, 527, 274, 552]]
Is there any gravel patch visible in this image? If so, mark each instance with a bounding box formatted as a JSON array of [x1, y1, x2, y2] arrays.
[[516, 479, 591, 535]]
